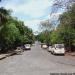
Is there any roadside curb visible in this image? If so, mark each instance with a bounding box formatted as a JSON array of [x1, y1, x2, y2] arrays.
[[70, 53, 75, 56], [0, 56, 6, 60], [66, 53, 75, 56], [0, 52, 17, 60], [0, 54, 7, 60]]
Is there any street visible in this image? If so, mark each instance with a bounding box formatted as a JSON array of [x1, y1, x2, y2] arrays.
[[0, 42, 75, 75]]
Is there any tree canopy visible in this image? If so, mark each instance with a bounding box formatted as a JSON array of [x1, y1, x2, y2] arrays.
[[0, 7, 34, 52], [37, 3, 75, 51]]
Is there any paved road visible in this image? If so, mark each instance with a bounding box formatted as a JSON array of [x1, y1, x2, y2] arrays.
[[0, 43, 75, 75]]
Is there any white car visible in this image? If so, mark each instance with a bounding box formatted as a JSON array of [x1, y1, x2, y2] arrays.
[[51, 44, 65, 55], [24, 44, 31, 50], [42, 44, 48, 49], [41, 43, 48, 49]]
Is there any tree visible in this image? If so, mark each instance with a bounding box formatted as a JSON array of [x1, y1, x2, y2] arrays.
[[0, 8, 34, 53], [38, 19, 53, 45], [51, 0, 75, 14], [0, 22, 20, 52], [40, 19, 53, 31], [37, 30, 51, 46], [0, 7, 11, 26], [52, 3, 75, 51]]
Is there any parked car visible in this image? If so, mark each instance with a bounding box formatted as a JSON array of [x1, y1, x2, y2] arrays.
[[51, 44, 65, 55], [48, 46, 52, 52], [41, 43, 48, 49], [24, 44, 31, 50]]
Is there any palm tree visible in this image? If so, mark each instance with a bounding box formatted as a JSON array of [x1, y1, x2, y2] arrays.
[[0, 7, 10, 26]]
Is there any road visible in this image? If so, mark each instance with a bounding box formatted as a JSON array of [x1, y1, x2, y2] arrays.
[[0, 42, 75, 75]]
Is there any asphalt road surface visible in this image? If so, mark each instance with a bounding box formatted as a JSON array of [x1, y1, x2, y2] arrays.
[[0, 42, 75, 75]]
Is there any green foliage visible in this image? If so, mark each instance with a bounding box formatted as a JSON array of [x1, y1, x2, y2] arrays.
[[0, 7, 34, 52], [38, 3, 75, 51], [50, 3, 75, 51], [50, 31, 59, 44], [37, 30, 51, 45], [0, 22, 20, 51]]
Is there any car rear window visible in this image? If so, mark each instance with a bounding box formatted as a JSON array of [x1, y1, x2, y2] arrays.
[[56, 44, 64, 48], [26, 44, 30, 46]]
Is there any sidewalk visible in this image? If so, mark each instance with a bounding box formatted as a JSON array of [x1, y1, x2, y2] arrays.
[[0, 54, 8, 60], [0, 50, 21, 60], [66, 52, 75, 56], [0, 47, 24, 60]]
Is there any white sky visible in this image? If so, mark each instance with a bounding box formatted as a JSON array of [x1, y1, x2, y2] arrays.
[[0, 0, 62, 34]]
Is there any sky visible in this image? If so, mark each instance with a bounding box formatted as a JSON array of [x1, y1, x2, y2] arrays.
[[0, 0, 63, 34]]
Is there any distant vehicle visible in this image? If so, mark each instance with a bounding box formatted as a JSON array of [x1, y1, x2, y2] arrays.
[[24, 44, 31, 50], [41, 43, 48, 49], [51, 44, 65, 55]]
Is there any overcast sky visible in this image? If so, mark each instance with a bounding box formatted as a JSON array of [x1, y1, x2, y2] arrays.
[[0, 0, 62, 34]]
